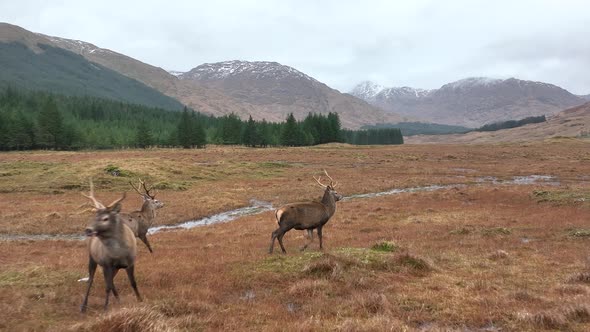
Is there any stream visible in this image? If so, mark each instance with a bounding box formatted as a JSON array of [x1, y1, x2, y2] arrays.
[[0, 175, 559, 241]]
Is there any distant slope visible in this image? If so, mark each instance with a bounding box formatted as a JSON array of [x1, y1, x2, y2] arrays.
[[178, 60, 404, 128], [406, 102, 590, 144], [0, 23, 184, 110], [578, 94, 590, 101], [0, 23, 404, 129], [351, 78, 585, 127], [362, 122, 472, 136]]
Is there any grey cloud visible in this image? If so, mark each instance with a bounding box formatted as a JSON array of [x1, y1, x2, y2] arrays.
[[1, 0, 589, 94]]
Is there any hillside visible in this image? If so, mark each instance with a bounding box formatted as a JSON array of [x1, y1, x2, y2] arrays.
[[351, 77, 585, 127], [15, 21, 404, 129], [0, 23, 184, 110], [406, 102, 590, 144], [177, 60, 403, 128]]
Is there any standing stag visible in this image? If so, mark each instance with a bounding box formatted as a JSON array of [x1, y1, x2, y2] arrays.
[[80, 180, 142, 313], [121, 179, 164, 253], [269, 170, 343, 254]]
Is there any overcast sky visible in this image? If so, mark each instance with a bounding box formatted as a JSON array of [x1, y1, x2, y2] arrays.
[[1, 0, 589, 94]]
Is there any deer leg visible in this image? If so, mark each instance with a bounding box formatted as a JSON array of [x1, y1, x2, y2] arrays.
[[102, 266, 116, 311], [126, 265, 143, 302], [277, 232, 288, 254], [111, 269, 120, 302], [80, 257, 97, 313], [317, 226, 324, 250], [140, 234, 154, 253], [269, 228, 280, 254], [301, 229, 314, 251]]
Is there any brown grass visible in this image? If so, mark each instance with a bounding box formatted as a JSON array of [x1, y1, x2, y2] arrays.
[[1, 142, 590, 331]]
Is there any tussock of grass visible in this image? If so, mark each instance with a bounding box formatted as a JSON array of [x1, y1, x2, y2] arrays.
[[337, 315, 408, 332], [555, 285, 588, 296], [370, 241, 399, 252], [151, 298, 211, 317], [563, 303, 590, 323], [488, 249, 509, 260], [512, 291, 542, 303], [481, 227, 511, 236], [532, 189, 590, 206], [257, 252, 324, 274], [0, 267, 78, 288], [152, 181, 188, 191], [567, 272, 590, 284], [71, 307, 174, 332], [394, 253, 433, 275], [568, 229, 590, 238], [518, 310, 568, 330], [450, 227, 472, 235], [302, 255, 345, 279], [288, 279, 331, 297], [354, 293, 392, 315]]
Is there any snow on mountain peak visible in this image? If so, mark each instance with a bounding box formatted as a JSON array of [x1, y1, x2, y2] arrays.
[[350, 81, 385, 99], [167, 70, 185, 77], [180, 60, 318, 83], [443, 77, 503, 90]]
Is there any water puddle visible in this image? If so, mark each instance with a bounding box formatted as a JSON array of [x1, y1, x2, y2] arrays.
[[148, 199, 273, 235], [0, 234, 84, 241], [0, 175, 559, 241]]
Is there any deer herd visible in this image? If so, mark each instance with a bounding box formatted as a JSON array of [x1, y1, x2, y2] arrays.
[[79, 170, 342, 312]]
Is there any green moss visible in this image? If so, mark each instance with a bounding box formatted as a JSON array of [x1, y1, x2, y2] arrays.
[[371, 241, 400, 252]]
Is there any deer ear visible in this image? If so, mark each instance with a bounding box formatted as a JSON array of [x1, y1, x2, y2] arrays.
[[110, 202, 122, 213]]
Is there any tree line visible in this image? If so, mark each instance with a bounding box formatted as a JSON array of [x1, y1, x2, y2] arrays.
[[474, 115, 546, 132], [0, 87, 403, 150]]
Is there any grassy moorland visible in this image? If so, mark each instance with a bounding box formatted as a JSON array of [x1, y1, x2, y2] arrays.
[[1, 140, 590, 331]]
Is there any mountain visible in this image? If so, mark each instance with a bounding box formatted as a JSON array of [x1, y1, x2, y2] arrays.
[[406, 102, 590, 144], [0, 23, 184, 110], [2, 23, 402, 129], [578, 94, 590, 101], [351, 77, 585, 127], [176, 60, 403, 128]]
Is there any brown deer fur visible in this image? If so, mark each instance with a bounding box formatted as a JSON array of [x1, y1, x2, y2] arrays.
[[80, 182, 142, 313], [269, 171, 342, 254], [121, 179, 164, 253]]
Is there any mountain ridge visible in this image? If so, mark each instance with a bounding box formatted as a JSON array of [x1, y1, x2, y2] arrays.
[[351, 78, 585, 127], [0, 23, 401, 129]]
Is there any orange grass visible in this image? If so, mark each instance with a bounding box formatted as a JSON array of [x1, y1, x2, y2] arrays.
[[0, 141, 590, 331]]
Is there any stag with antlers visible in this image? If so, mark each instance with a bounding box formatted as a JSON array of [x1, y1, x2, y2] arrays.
[[121, 179, 164, 253], [269, 170, 343, 254], [80, 180, 142, 313]]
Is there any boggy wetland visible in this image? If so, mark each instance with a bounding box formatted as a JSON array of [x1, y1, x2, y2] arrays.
[[1, 140, 590, 331]]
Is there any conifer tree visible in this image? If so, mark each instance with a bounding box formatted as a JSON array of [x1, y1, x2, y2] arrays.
[[135, 120, 154, 148], [190, 112, 207, 148], [37, 96, 64, 149]]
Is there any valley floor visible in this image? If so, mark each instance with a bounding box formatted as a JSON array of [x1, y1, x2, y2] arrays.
[[1, 142, 590, 331]]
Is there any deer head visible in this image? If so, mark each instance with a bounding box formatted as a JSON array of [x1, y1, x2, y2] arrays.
[[313, 170, 343, 202], [82, 179, 126, 237], [129, 179, 164, 209]]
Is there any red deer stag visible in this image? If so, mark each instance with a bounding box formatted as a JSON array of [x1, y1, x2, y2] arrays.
[[80, 180, 142, 313], [269, 170, 343, 254], [121, 179, 164, 253]]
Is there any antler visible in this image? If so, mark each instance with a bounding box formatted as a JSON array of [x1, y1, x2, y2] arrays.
[[129, 179, 144, 196], [106, 192, 126, 208], [129, 178, 155, 199], [81, 179, 106, 210], [313, 175, 328, 188], [140, 179, 155, 199], [315, 170, 338, 188]]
